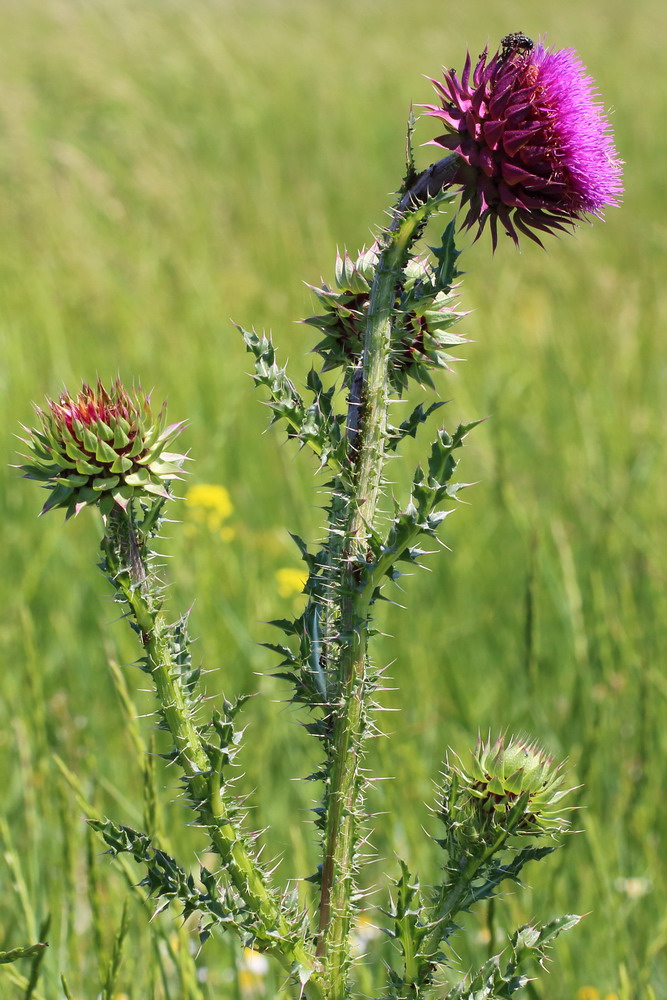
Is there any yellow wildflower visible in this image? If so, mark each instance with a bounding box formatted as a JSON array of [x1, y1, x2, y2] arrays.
[[276, 567, 308, 598], [186, 483, 233, 516], [185, 484, 234, 534], [238, 948, 269, 996], [351, 911, 382, 956], [577, 989, 600, 1000]]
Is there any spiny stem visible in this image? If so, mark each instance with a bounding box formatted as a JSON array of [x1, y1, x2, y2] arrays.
[[397, 835, 509, 999], [316, 155, 460, 997], [102, 507, 324, 998]]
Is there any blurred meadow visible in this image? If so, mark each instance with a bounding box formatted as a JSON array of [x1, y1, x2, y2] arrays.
[[1, 0, 665, 996]]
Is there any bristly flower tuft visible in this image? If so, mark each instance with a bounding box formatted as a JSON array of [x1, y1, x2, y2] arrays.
[[19, 379, 187, 518], [425, 34, 623, 247]]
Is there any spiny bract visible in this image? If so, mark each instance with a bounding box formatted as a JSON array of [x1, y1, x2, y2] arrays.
[[304, 240, 468, 392]]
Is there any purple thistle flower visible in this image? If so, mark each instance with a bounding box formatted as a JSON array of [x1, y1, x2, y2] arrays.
[[424, 34, 623, 247]]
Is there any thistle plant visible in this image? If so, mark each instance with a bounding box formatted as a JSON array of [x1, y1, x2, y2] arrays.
[[17, 33, 621, 1000]]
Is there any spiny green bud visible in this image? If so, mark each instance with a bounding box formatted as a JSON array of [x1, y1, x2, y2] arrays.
[[304, 243, 468, 392], [18, 379, 186, 519], [455, 735, 570, 838], [391, 258, 468, 391]]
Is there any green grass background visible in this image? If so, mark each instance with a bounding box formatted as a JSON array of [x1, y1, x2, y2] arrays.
[[1, 0, 665, 996]]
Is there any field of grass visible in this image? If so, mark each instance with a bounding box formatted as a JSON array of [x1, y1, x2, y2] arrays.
[[1, 0, 665, 997]]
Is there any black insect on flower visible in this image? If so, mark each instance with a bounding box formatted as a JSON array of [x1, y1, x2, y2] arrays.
[[425, 37, 623, 247]]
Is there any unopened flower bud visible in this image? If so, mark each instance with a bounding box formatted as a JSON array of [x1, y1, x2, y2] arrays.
[[457, 735, 570, 837], [19, 379, 186, 518]]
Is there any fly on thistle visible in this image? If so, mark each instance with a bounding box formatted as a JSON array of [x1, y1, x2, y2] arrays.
[[500, 31, 535, 58], [424, 35, 623, 246]]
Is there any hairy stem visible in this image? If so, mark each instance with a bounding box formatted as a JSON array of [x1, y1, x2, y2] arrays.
[[316, 155, 460, 997]]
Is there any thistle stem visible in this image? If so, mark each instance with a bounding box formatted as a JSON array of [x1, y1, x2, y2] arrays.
[[316, 155, 460, 997], [396, 834, 508, 999], [102, 508, 324, 997]]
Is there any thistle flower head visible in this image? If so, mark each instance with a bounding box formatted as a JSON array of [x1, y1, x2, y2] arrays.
[[468, 736, 568, 833], [425, 33, 623, 247], [305, 237, 468, 392], [451, 735, 570, 839], [19, 379, 186, 518]]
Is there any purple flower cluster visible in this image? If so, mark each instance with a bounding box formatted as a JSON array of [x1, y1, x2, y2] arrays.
[[425, 34, 623, 246]]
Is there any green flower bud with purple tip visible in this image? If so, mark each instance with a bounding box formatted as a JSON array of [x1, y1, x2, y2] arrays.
[[448, 735, 571, 840], [19, 379, 186, 519], [303, 246, 380, 374], [304, 238, 468, 393], [469, 735, 569, 835]]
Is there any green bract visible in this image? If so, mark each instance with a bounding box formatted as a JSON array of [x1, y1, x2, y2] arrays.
[[19, 380, 186, 518]]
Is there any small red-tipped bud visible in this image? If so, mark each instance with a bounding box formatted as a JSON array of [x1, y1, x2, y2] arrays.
[[19, 379, 187, 518]]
